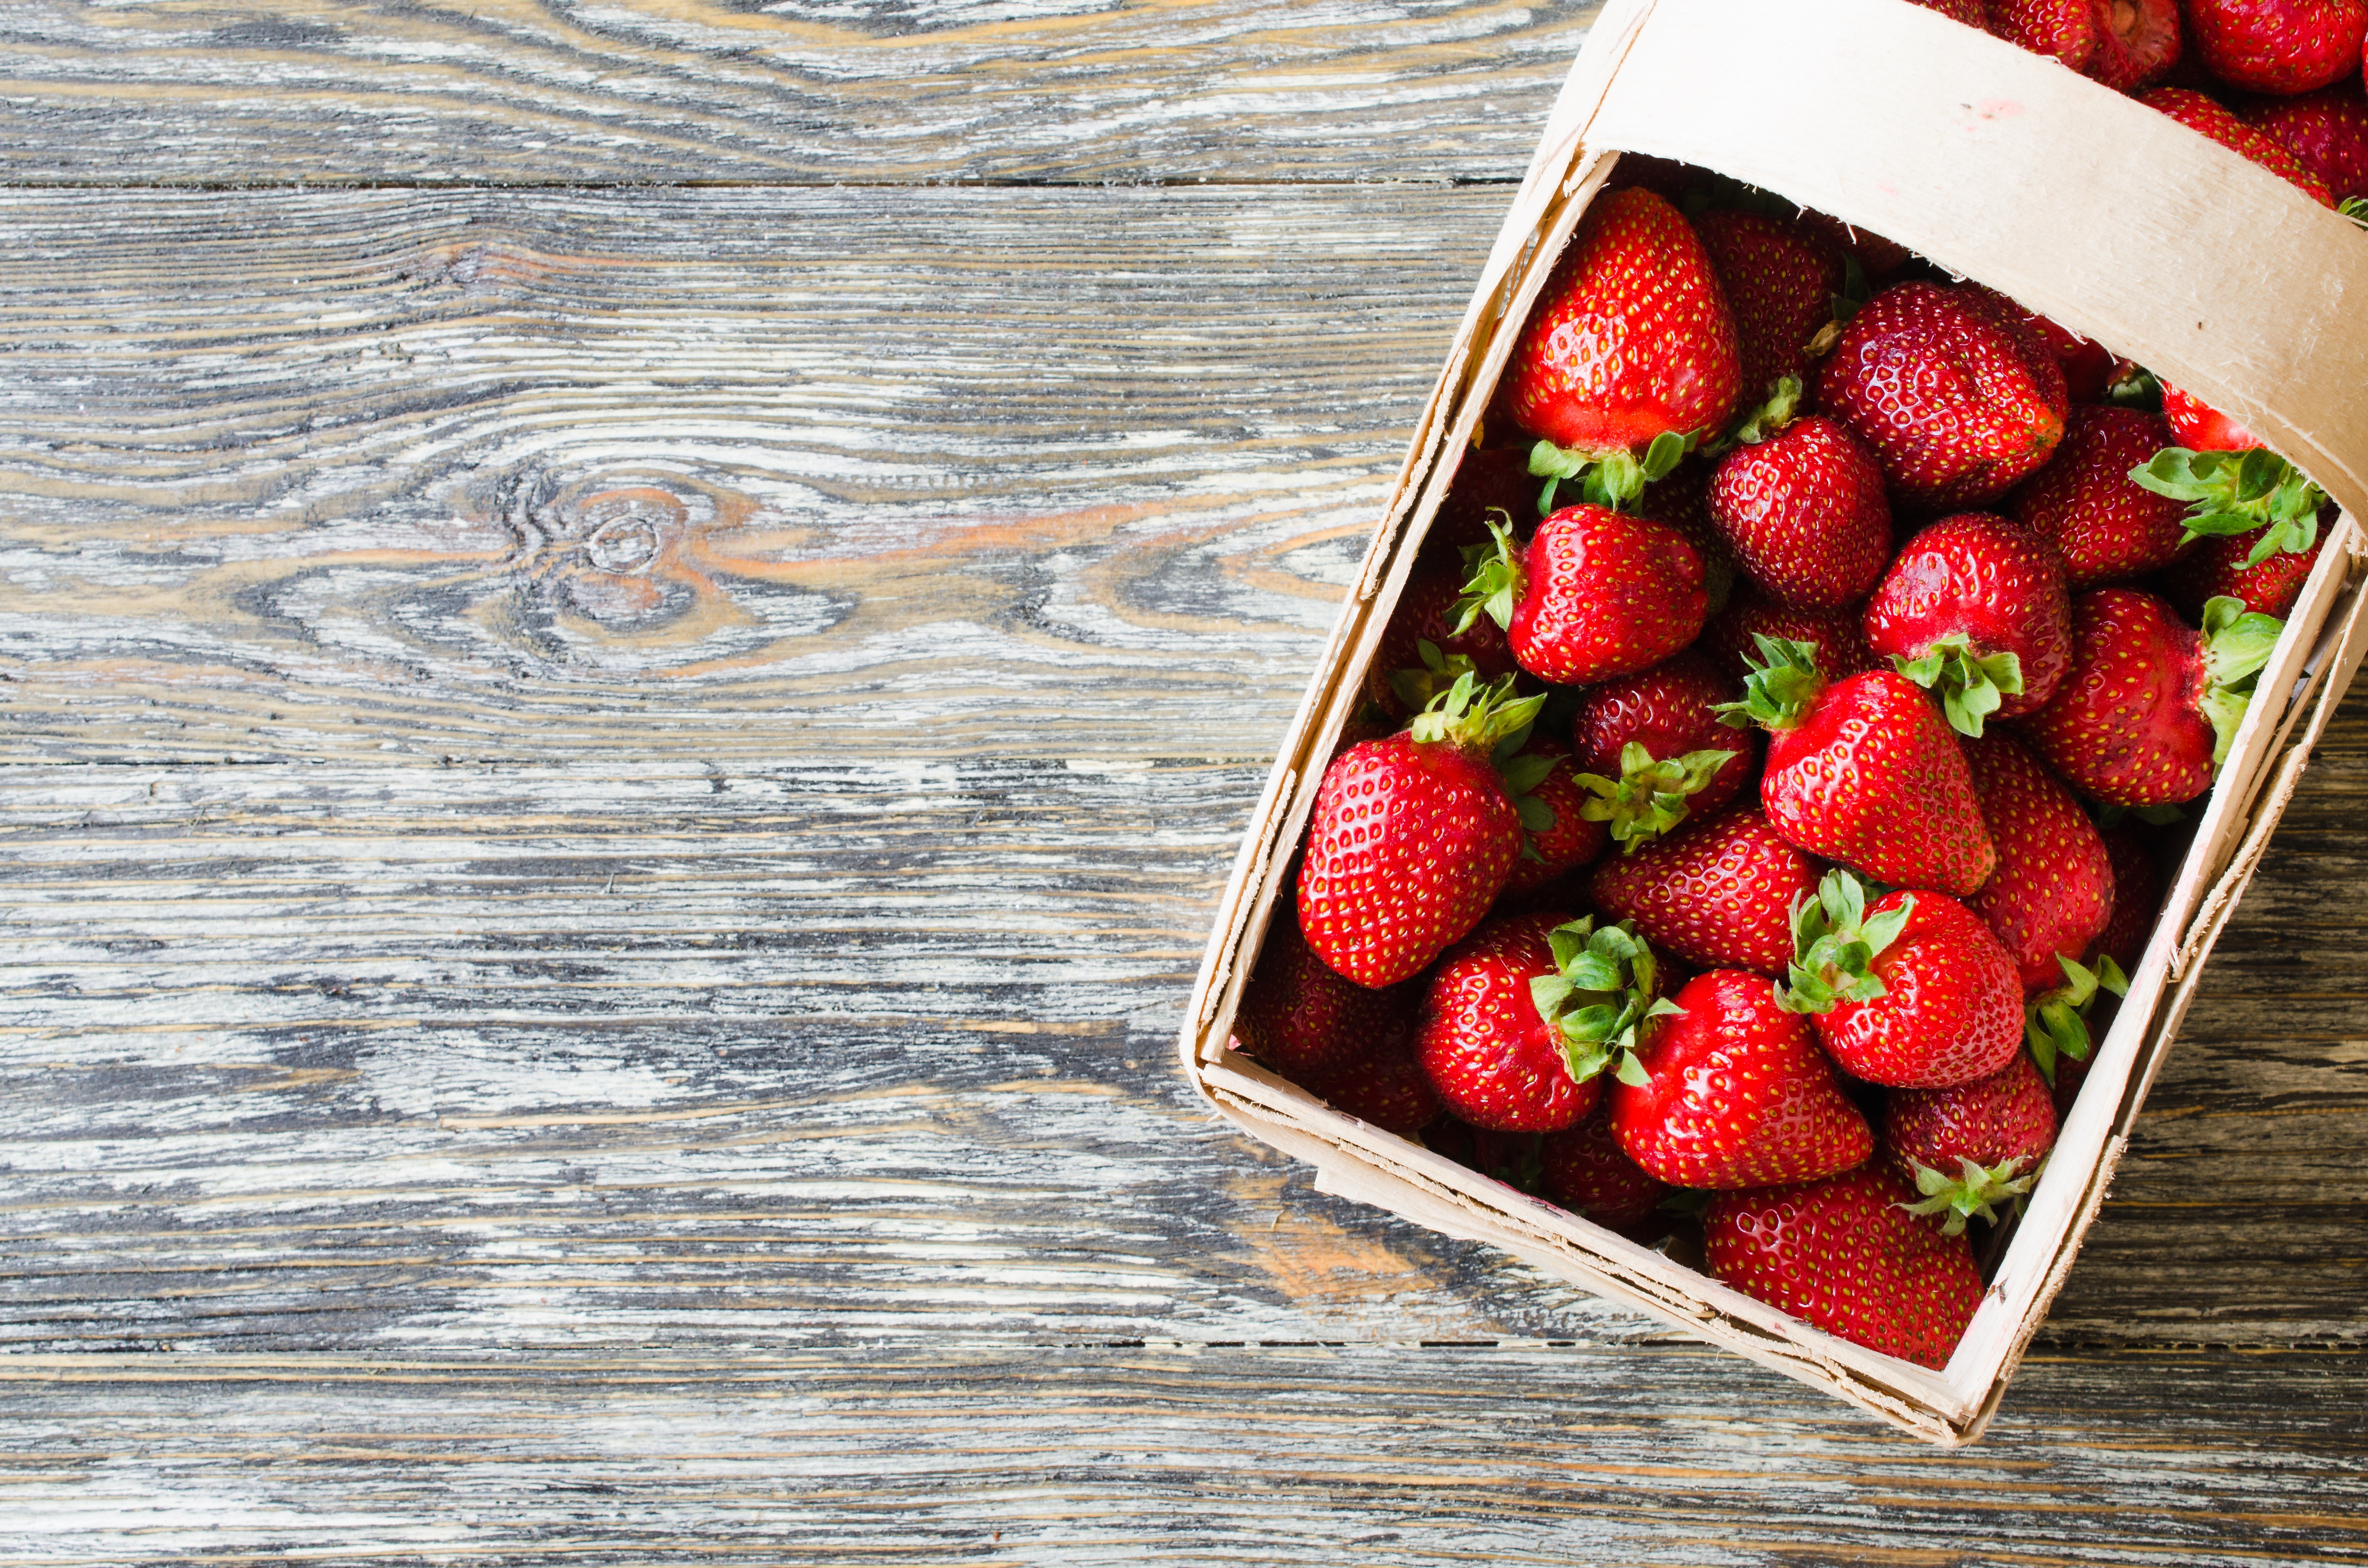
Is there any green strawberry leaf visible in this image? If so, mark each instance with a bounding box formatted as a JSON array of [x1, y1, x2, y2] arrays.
[[1714, 635, 1825, 733], [2195, 595, 2287, 767], [1891, 633, 2023, 739], [1527, 918, 1672, 1089], [1775, 871, 1911, 1016], [2344, 196, 2368, 233], [1453, 513, 1524, 635], [1573, 742, 1739, 852], [2132, 444, 2328, 555], [1529, 433, 1701, 514], [2023, 953, 2122, 1085], [1896, 1154, 2041, 1237]]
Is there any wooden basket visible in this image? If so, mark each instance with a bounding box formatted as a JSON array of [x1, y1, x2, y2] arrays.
[[1176, 0, 2368, 1446]]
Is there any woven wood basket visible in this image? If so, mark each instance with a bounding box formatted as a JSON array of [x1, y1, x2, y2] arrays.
[[1177, 0, 2368, 1446]]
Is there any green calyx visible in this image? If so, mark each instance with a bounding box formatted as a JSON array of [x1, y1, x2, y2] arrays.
[[1720, 376, 1804, 452], [1527, 918, 1682, 1091], [1774, 870, 1914, 1016], [1389, 640, 1480, 716], [1528, 429, 1696, 515], [2196, 594, 2287, 768], [1575, 741, 1738, 853], [1406, 668, 1546, 758], [2129, 446, 2328, 568], [1452, 512, 1524, 637], [1892, 633, 2024, 739], [2025, 952, 2129, 1084], [1495, 743, 1559, 863], [1897, 1154, 2044, 1237], [2343, 196, 2368, 233], [1712, 635, 1827, 734]]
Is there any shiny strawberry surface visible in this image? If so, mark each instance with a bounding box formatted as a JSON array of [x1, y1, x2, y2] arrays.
[[1709, 416, 1893, 612], [1816, 890, 2024, 1089], [1885, 1053, 2059, 1178], [1236, 912, 1413, 1080], [1690, 209, 1844, 400], [1507, 504, 1709, 686], [2020, 587, 2216, 807], [2250, 83, 2368, 202], [1568, 649, 1752, 817], [1864, 511, 2074, 719], [1963, 731, 2114, 992], [2184, 0, 2368, 96], [2009, 406, 2193, 588], [1589, 808, 1819, 977], [1417, 910, 1601, 1133]]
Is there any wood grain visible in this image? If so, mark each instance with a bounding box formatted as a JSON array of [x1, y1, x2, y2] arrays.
[[0, 0, 1599, 187]]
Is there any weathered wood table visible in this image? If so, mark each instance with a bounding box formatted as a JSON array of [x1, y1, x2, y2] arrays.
[[3, 2, 2363, 1559]]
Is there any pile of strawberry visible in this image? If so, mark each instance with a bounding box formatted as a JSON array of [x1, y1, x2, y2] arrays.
[[1233, 18, 2351, 1372]]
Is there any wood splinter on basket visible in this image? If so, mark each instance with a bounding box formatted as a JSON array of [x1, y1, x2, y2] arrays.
[[1179, 0, 2368, 1448]]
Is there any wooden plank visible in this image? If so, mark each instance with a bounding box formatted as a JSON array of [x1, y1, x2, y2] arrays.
[[0, 0, 1599, 187]]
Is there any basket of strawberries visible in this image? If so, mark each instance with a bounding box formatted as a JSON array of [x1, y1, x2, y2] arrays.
[[1179, 0, 2368, 1445]]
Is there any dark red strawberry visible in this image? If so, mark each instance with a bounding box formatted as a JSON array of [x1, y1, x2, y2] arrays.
[[1368, 558, 1520, 718], [2251, 84, 2368, 202], [1962, 731, 2113, 992], [1501, 746, 1611, 895], [1708, 391, 1893, 612], [1589, 807, 1820, 975], [2146, 86, 2338, 203], [1719, 640, 1998, 897], [1705, 1165, 1984, 1369], [1298, 674, 1546, 987], [1419, 914, 1672, 1133], [1308, 1026, 1444, 1139], [1638, 457, 1739, 615], [1907, 0, 1986, 23], [1568, 650, 1752, 851], [1885, 1052, 2059, 1234], [1796, 210, 1914, 281], [1541, 1105, 1673, 1241], [1974, 289, 2116, 403], [1815, 282, 2070, 511], [2091, 823, 2162, 969], [2163, 523, 2324, 619], [1690, 210, 1847, 401], [2008, 405, 2193, 588], [1987, 0, 2097, 65], [2185, 0, 2368, 95], [2021, 587, 2284, 806], [1236, 909, 1413, 1080], [1432, 444, 1542, 555], [1863, 512, 2073, 736], [1507, 187, 1743, 506], [1610, 968, 1874, 1189], [1776, 871, 2024, 1089], [2085, 0, 2183, 91], [1703, 591, 1877, 682], [1458, 506, 1709, 686]]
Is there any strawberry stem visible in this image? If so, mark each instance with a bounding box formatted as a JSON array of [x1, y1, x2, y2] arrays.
[[1574, 741, 1738, 853], [1452, 514, 1524, 635], [1713, 635, 1827, 732], [1388, 640, 1479, 716], [1716, 376, 1803, 452], [1891, 633, 2023, 739], [1526, 918, 1680, 1090], [1774, 870, 1914, 1015], [1527, 429, 1695, 514], [1406, 669, 1545, 757], [1898, 1153, 2043, 1237]]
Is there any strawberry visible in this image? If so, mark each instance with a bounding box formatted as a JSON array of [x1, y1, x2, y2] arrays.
[[1704, 1165, 1984, 1369], [1703, 590, 1877, 682], [1541, 1105, 1674, 1240], [1237, 906, 1413, 1080], [1718, 639, 1998, 897], [2085, 0, 2183, 91], [1863, 512, 2073, 737], [1815, 282, 2070, 512], [1368, 558, 1520, 718], [1885, 1053, 2059, 1234], [1568, 650, 1752, 851], [2008, 405, 2193, 589], [1500, 746, 1611, 895], [1707, 384, 1894, 612], [1610, 968, 1875, 1189], [2184, 0, 2368, 95], [2162, 523, 2324, 619], [1431, 444, 1542, 556], [1308, 1026, 1444, 1139], [2020, 588, 2284, 807], [1961, 731, 2113, 992], [1507, 187, 1743, 508], [1589, 807, 1821, 976], [2161, 382, 2264, 452], [1638, 457, 1739, 615], [1907, 0, 1986, 22], [1986, 0, 2098, 66], [1796, 210, 1914, 281], [2091, 822, 2161, 968], [1690, 211, 1846, 401], [1298, 673, 1547, 987], [1973, 289, 2116, 403], [2145, 86, 2338, 203], [1419, 914, 1675, 1133], [2251, 84, 2368, 202], [1776, 871, 2024, 1089], [1457, 507, 1709, 686]]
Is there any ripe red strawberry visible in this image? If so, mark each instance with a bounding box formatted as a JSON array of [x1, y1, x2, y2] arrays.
[[1307, 1026, 1443, 1139], [1705, 1165, 1984, 1369], [2251, 84, 2368, 202], [1637, 457, 1738, 615], [1541, 1106, 1673, 1241], [1885, 1052, 2059, 1230], [2085, 0, 2183, 91], [2146, 86, 2338, 203], [1703, 590, 1877, 682], [1719, 640, 1998, 897], [2091, 822, 2161, 969], [1458, 506, 1709, 686], [1368, 558, 1519, 718], [1863, 512, 2073, 736], [2163, 524, 2324, 619], [1610, 968, 1874, 1189], [1907, 0, 1986, 23], [1777, 872, 2024, 1089], [1568, 650, 1752, 851], [1298, 674, 1546, 987], [1815, 282, 2070, 511], [2185, 0, 2368, 95], [1419, 914, 1672, 1133], [2161, 382, 2264, 452], [1961, 731, 2113, 992], [2021, 587, 2284, 806], [1589, 807, 1820, 975], [1500, 746, 1611, 895], [1690, 210, 1846, 400], [1507, 186, 1743, 506], [1237, 908, 1413, 1080], [2008, 405, 2192, 588], [1986, 0, 2097, 66], [1708, 391, 1894, 612]]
